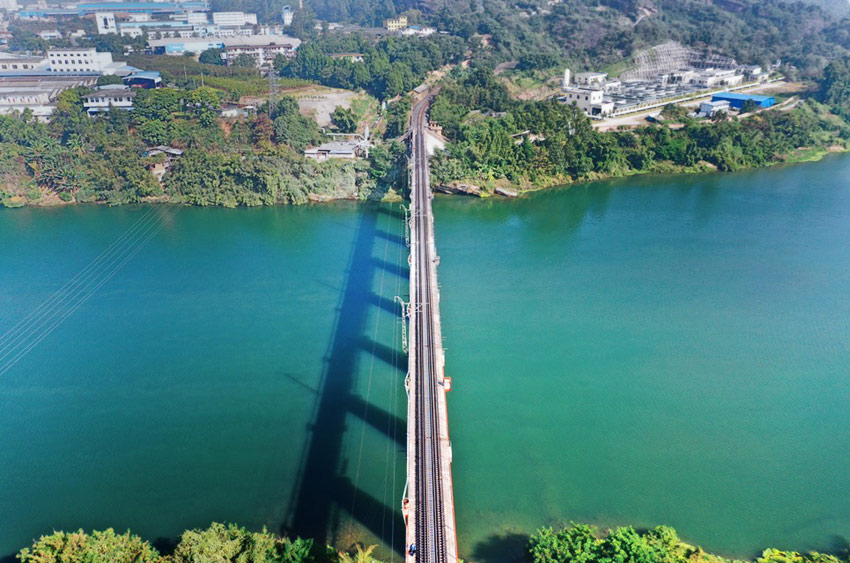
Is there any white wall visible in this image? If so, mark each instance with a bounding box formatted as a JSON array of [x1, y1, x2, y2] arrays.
[[96, 12, 116, 34], [48, 49, 114, 73]]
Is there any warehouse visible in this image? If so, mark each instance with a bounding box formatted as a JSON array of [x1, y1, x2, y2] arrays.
[[711, 92, 775, 110]]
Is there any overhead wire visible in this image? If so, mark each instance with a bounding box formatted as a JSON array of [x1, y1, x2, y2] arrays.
[[0, 205, 180, 378]]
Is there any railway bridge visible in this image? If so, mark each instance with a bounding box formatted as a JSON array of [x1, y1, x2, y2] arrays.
[[401, 95, 459, 563]]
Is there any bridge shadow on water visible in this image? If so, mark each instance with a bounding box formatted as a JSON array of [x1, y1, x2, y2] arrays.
[[284, 203, 408, 557]]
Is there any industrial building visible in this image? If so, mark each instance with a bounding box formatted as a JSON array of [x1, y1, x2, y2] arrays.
[[47, 48, 134, 75], [18, 1, 208, 20], [123, 70, 162, 88], [148, 37, 224, 55], [211, 11, 257, 26], [559, 57, 770, 119], [148, 35, 300, 63], [225, 41, 297, 68], [698, 100, 731, 118], [0, 52, 48, 72], [81, 84, 136, 114], [711, 92, 775, 110], [562, 86, 614, 117], [0, 74, 98, 121]]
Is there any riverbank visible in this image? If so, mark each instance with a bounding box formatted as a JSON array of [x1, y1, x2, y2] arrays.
[[12, 522, 849, 563], [434, 143, 849, 199], [3, 137, 845, 209]]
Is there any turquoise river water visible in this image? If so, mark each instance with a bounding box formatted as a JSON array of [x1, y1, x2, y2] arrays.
[[1, 155, 849, 561]]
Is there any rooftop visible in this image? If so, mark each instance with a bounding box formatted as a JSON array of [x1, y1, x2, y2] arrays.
[[711, 92, 773, 102], [82, 86, 136, 99], [305, 140, 364, 154]]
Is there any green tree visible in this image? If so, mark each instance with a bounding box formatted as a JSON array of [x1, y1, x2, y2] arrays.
[[188, 86, 222, 127], [331, 106, 357, 133], [740, 99, 760, 114], [18, 529, 160, 563], [230, 53, 258, 68], [819, 56, 850, 115], [199, 48, 226, 65], [97, 74, 125, 87], [339, 544, 377, 563]]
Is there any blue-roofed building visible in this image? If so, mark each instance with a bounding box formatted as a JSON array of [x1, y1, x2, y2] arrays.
[[123, 71, 162, 89], [711, 92, 775, 110], [76, 1, 208, 15], [19, 1, 208, 18]]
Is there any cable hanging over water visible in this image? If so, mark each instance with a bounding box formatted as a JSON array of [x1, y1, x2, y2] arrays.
[[0, 206, 181, 378]]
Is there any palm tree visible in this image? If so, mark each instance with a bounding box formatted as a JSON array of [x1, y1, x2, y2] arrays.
[[339, 543, 378, 563]]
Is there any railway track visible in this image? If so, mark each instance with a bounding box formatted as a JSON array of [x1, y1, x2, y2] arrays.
[[406, 95, 456, 563]]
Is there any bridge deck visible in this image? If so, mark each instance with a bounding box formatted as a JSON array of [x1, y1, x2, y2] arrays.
[[404, 95, 458, 563]]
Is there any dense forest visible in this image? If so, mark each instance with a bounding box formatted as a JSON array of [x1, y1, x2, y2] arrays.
[[12, 522, 850, 563], [276, 34, 465, 100], [0, 84, 404, 208], [528, 523, 848, 563], [420, 0, 850, 75], [10, 0, 850, 78], [427, 64, 850, 192], [211, 0, 850, 77]]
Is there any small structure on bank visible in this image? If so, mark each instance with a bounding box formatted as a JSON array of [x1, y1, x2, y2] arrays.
[[304, 139, 370, 161], [143, 145, 185, 182]]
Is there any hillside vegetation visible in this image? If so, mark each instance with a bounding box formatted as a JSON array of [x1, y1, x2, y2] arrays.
[[427, 64, 850, 193], [422, 0, 850, 75], [0, 87, 405, 208]]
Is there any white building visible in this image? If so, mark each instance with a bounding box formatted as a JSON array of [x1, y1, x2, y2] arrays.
[[95, 12, 116, 34], [47, 48, 128, 75], [186, 11, 208, 25], [692, 68, 743, 88], [81, 84, 135, 114], [225, 41, 297, 68], [699, 100, 730, 118], [0, 92, 54, 121], [149, 37, 225, 54], [329, 52, 364, 63], [562, 87, 614, 117], [119, 23, 196, 39], [282, 6, 293, 26], [574, 72, 608, 87], [400, 25, 436, 37], [0, 0, 19, 11], [741, 64, 765, 81], [38, 29, 61, 39], [0, 52, 48, 71], [212, 11, 257, 26]]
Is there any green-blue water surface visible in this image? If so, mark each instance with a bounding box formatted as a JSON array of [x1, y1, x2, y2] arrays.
[[1, 155, 849, 561]]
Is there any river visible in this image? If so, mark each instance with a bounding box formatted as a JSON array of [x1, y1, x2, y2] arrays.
[[1, 155, 848, 561]]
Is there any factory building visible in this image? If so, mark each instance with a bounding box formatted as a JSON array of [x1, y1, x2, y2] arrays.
[[562, 87, 614, 117], [212, 11, 257, 26], [711, 92, 775, 110], [47, 48, 131, 75]]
